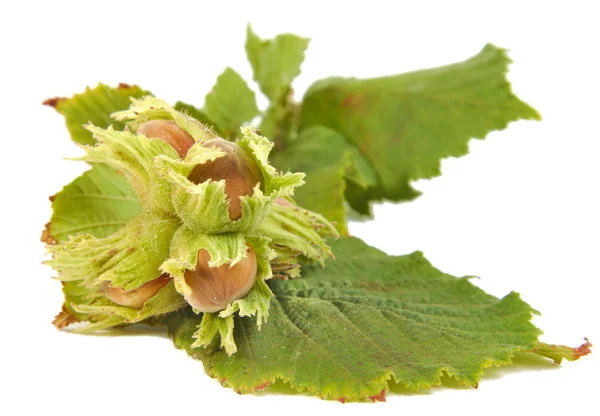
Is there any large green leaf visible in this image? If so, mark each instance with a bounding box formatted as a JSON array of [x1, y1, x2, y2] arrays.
[[204, 67, 260, 138], [271, 126, 376, 234], [44, 83, 149, 146], [45, 164, 142, 243], [300, 44, 541, 211], [167, 237, 584, 402], [245, 24, 309, 102]]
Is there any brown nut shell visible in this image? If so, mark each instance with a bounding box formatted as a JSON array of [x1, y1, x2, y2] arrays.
[[187, 139, 263, 220], [183, 246, 258, 313], [101, 274, 171, 309], [137, 120, 195, 158]]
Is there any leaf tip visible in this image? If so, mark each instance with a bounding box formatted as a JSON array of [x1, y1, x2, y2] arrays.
[[42, 96, 65, 108], [368, 389, 387, 402], [573, 337, 593, 359]]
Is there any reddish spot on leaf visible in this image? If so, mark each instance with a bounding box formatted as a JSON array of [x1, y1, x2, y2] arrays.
[[574, 338, 592, 358], [359, 143, 368, 155], [118, 82, 132, 89], [42, 97, 65, 108], [342, 95, 354, 107], [338, 397, 346, 404], [127, 247, 136, 254], [41, 222, 57, 245], [369, 390, 386, 402], [254, 381, 270, 391], [49, 195, 56, 203], [342, 94, 364, 109], [108, 249, 119, 256], [220, 377, 227, 385]]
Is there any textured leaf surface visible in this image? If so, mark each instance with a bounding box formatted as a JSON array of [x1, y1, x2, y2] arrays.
[[44, 83, 149, 145], [168, 237, 544, 401], [204, 67, 260, 138], [245, 24, 309, 101], [300, 44, 540, 208], [48, 164, 142, 242], [272, 126, 376, 234]]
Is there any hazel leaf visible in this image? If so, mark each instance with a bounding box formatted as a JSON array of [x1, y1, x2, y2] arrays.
[[44, 83, 149, 146], [204, 67, 261, 138], [299, 44, 541, 208], [245, 24, 309, 102], [46, 164, 142, 243], [166, 237, 578, 402]]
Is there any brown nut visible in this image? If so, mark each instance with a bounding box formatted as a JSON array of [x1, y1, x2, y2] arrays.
[[183, 246, 257, 313], [100, 274, 171, 309], [187, 139, 263, 220], [137, 120, 195, 158]]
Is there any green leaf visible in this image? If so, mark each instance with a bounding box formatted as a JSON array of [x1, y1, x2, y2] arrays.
[[300, 44, 541, 207], [204, 67, 260, 138], [245, 24, 309, 102], [47, 164, 142, 242], [271, 126, 376, 234], [168, 237, 547, 401], [44, 83, 149, 146]]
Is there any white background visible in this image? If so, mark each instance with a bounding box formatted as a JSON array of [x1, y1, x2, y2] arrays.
[[1, 1, 598, 415]]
